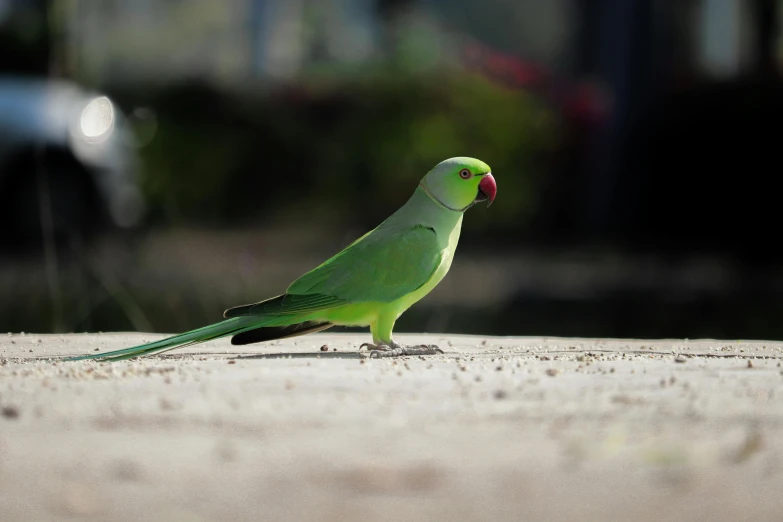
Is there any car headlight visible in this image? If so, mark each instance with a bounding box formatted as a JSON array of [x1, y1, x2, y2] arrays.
[[79, 96, 115, 142], [68, 95, 119, 164]]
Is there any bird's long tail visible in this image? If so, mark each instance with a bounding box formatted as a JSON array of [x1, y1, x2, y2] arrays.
[[66, 317, 257, 362]]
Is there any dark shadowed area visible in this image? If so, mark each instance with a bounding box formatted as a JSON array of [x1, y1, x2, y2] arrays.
[[2, 0, 783, 340]]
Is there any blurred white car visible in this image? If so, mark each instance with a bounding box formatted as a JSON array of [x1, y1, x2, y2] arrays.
[[0, 77, 145, 246]]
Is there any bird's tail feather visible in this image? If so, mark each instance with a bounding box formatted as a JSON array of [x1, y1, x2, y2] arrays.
[[66, 317, 257, 362]]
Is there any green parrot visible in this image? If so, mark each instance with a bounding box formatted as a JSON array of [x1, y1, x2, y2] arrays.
[[68, 157, 496, 361]]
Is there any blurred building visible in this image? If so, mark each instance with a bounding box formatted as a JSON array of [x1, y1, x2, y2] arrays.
[[55, 1, 573, 83]]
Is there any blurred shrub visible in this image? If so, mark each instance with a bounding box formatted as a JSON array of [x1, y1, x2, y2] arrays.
[[129, 71, 558, 237]]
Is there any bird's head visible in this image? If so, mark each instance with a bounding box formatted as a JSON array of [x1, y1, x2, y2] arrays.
[[419, 157, 496, 212]]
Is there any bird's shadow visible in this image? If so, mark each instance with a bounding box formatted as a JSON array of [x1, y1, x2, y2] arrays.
[[234, 351, 366, 360]]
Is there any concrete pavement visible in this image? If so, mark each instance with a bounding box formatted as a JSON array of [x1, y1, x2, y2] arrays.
[[2, 332, 783, 521]]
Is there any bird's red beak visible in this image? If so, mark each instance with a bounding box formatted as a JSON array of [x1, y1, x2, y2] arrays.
[[477, 173, 497, 207]]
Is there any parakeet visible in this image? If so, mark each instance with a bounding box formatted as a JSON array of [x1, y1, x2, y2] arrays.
[[68, 157, 496, 361]]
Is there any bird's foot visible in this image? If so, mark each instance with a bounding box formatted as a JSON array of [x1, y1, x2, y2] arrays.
[[360, 341, 444, 358]]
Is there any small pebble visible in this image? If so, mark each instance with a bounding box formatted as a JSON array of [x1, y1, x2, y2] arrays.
[[2, 406, 20, 419], [320, 345, 329, 352]]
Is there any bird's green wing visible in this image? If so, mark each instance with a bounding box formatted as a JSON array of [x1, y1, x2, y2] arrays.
[[223, 292, 346, 318], [286, 224, 443, 303], [227, 224, 442, 319]]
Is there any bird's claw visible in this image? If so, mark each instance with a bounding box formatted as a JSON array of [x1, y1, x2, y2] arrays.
[[361, 342, 443, 358]]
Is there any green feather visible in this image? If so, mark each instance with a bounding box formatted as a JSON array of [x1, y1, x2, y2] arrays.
[[224, 293, 346, 318], [66, 317, 255, 361], [287, 223, 442, 302]]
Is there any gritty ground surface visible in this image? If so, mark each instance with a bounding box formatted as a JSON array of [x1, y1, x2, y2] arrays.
[[2, 333, 783, 522]]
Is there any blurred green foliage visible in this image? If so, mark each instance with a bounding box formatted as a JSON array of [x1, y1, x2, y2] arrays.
[[133, 71, 558, 236]]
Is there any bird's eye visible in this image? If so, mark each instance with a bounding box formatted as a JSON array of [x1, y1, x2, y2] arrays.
[[459, 169, 471, 179]]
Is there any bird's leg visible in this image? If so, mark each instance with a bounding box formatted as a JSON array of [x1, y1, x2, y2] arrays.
[[362, 315, 444, 357]]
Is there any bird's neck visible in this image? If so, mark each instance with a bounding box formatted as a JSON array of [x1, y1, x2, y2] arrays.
[[387, 187, 463, 236]]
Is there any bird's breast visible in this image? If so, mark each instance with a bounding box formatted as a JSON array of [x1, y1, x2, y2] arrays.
[[392, 215, 462, 315]]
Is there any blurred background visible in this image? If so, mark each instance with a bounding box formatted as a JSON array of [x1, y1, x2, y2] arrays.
[[2, 0, 783, 340]]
